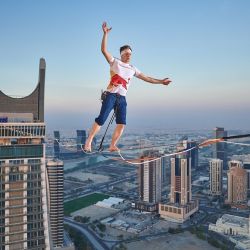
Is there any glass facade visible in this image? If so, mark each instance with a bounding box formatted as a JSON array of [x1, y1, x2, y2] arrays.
[[76, 130, 86, 152], [0, 145, 43, 159], [53, 131, 60, 158]]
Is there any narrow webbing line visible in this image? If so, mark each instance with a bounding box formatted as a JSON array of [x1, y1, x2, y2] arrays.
[[222, 133, 250, 140], [52, 133, 250, 163], [117, 146, 197, 165], [221, 141, 250, 147]]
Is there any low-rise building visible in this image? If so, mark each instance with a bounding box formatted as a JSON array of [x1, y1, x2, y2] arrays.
[[209, 214, 250, 249]]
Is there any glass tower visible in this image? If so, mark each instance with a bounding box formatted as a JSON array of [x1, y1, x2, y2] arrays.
[[213, 127, 228, 169]]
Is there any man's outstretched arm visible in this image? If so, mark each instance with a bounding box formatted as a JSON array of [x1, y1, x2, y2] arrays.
[[101, 22, 113, 64], [137, 72, 172, 85]]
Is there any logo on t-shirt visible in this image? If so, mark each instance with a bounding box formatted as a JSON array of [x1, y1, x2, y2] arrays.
[[110, 74, 128, 90]]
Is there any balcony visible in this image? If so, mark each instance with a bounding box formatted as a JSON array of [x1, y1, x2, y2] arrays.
[[0, 123, 46, 138]]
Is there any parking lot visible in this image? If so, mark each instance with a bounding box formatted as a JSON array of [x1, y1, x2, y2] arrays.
[[126, 231, 217, 250]]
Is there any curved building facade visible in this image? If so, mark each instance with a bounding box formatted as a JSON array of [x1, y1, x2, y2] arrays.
[[0, 58, 51, 250], [0, 58, 45, 122]]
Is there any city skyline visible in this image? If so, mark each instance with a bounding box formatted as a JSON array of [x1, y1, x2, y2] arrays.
[[1, 60, 250, 250], [0, 0, 250, 130]]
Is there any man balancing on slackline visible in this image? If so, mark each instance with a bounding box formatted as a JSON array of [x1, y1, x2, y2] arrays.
[[84, 22, 172, 152]]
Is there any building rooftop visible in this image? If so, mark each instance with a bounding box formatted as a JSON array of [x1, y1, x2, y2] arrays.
[[219, 214, 249, 228], [244, 162, 250, 169]]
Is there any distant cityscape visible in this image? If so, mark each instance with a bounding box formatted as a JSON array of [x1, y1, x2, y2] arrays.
[[1, 58, 250, 250]]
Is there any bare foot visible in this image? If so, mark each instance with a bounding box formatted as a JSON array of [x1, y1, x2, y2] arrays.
[[83, 143, 92, 152], [109, 145, 120, 152]]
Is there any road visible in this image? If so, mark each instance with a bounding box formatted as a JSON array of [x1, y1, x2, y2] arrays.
[[64, 217, 110, 250], [64, 173, 136, 202]]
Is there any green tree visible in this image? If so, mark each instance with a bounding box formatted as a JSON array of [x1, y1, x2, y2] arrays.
[[97, 223, 106, 232]]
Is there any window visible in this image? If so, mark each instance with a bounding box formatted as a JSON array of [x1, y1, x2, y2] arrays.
[[0, 145, 43, 159]]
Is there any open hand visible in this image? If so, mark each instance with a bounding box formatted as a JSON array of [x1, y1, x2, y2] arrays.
[[162, 78, 172, 85], [102, 22, 112, 34]]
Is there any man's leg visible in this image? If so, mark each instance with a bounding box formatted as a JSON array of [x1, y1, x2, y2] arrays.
[[84, 122, 101, 151], [84, 93, 116, 151], [109, 95, 127, 152], [109, 124, 125, 151]]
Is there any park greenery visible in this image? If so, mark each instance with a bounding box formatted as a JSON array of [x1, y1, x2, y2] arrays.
[[64, 193, 109, 216]]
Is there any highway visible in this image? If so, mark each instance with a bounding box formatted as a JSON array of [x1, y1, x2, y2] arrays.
[[64, 217, 110, 250], [64, 174, 136, 202]]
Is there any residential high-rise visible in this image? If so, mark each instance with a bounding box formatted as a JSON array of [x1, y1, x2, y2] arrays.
[[169, 156, 192, 205], [0, 59, 51, 249], [53, 131, 60, 158], [209, 159, 223, 196], [138, 150, 162, 204], [159, 153, 199, 222], [76, 130, 86, 152], [213, 127, 228, 169], [46, 159, 64, 248], [227, 161, 247, 204]]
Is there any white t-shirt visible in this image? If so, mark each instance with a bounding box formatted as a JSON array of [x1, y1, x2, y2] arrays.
[[106, 57, 141, 96]]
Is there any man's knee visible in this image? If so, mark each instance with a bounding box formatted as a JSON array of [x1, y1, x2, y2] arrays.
[[116, 124, 126, 128], [95, 117, 105, 126]]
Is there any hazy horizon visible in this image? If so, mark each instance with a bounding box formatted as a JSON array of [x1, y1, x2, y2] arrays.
[[0, 0, 249, 130]]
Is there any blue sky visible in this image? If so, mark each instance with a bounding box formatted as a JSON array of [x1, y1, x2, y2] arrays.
[[0, 0, 249, 131]]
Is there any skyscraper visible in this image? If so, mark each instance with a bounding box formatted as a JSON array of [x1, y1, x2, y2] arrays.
[[76, 130, 86, 152], [243, 162, 250, 192], [177, 140, 199, 169], [188, 141, 199, 169], [133, 150, 162, 212], [169, 156, 191, 205], [161, 156, 168, 185], [209, 159, 223, 196], [213, 127, 228, 169], [138, 150, 162, 204], [227, 161, 247, 204], [53, 131, 60, 159], [159, 153, 199, 222], [46, 159, 64, 248], [0, 58, 51, 249]]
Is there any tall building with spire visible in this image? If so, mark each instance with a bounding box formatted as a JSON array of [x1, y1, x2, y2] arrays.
[[159, 152, 198, 222], [209, 159, 223, 196], [0, 59, 51, 249]]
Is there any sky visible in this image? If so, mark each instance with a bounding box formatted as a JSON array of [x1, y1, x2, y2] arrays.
[[0, 0, 249, 131]]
